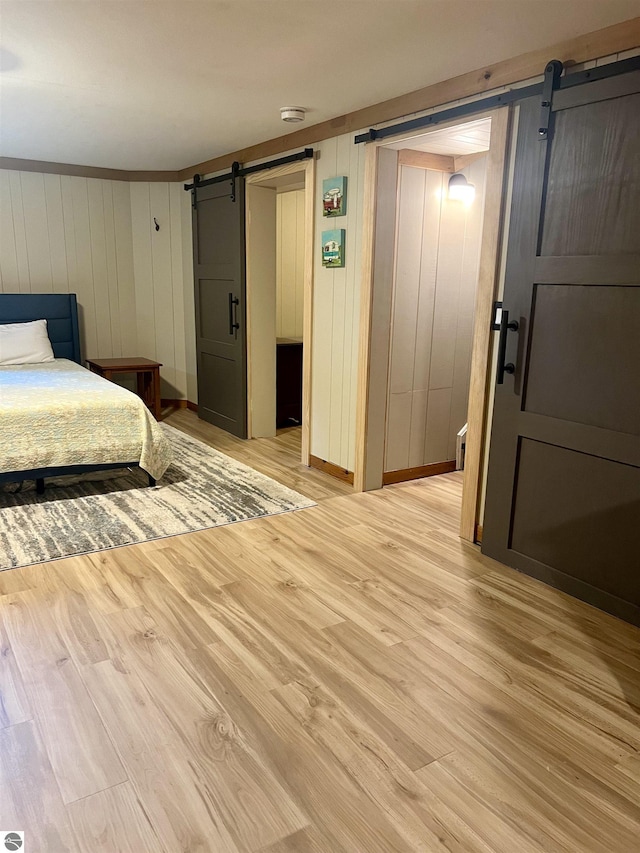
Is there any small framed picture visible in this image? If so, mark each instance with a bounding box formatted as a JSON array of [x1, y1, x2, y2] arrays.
[[322, 229, 345, 268], [322, 176, 347, 217]]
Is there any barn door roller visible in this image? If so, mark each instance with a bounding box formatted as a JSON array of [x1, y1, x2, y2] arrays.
[[538, 59, 563, 140], [230, 161, 241, 203]]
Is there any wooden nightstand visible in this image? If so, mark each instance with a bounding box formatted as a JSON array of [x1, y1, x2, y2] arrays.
[[86, 357, 163, 420]]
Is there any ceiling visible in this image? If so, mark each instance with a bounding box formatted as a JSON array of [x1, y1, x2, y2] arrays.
[[383, 118, 492, 155], [0, 1, 638, 171]]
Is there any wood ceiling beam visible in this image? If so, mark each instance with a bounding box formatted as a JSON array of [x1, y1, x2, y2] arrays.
[[453, 151, 490, 171], [397, 151, 455, 171]]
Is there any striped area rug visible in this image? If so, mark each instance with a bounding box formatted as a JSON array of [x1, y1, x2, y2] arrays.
[[0, 424, 315, 570]]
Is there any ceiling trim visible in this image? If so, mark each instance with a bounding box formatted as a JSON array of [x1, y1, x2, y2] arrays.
[[1, 16, 638, 183], [0, 156, 178, 183]]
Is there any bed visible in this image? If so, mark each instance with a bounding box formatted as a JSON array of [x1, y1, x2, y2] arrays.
[[0, 293, 171, 493]]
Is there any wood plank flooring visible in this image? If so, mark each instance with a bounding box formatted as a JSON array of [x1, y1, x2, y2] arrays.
[[1, 415, 639, 851], [165, 409, 352, 503]]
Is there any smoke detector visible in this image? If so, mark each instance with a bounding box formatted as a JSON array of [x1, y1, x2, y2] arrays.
[[280, 106, 306, 123]]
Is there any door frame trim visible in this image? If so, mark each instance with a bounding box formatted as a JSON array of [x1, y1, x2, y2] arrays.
[[353, 107, 512, 542], [245, 157, 315, 464], [459, 106, 511, 541]]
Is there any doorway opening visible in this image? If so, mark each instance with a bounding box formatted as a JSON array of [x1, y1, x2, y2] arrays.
[[355, 108, 511, 542], [245, 158, 315, 465], [382, 118, 491, 484]]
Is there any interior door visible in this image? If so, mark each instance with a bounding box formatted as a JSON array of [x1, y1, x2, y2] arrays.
[[482, 67, 640, 626], [192, 177, 247, 437]]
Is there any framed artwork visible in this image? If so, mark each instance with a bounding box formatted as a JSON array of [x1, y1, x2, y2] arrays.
[[322, 176, 347, 217], [322, 229, 345, 268]]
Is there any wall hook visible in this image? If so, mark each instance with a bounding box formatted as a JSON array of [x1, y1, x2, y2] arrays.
[[153, 217, 160, 231]]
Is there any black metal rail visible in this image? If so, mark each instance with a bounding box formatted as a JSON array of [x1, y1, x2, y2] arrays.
[[353, 54, 640, 145], [184, 148, 314, 192]]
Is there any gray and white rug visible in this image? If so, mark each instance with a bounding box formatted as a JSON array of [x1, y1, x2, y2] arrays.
[[0, 424, 315, 570]]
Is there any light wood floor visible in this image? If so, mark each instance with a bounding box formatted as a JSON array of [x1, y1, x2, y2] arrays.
[[1, 416, 640, 851], [166, 408, 352, 503]]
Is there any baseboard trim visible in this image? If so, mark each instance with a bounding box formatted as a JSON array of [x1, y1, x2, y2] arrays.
[[161, 398, 198, 413], [382, 460, 456, 485], [309, 455, 354, 484]]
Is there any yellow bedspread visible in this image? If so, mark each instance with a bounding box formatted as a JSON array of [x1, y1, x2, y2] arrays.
[[0, 359, 172, 480]]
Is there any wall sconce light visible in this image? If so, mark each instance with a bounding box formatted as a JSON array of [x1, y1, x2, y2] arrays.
[[448, 173, 475, 204]]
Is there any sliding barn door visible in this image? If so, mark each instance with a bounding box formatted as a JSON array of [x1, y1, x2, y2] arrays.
[[192, 178, 247, 437], [482, 67, 640, 625]]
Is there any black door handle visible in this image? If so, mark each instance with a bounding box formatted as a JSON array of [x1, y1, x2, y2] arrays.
[[496, 309, 519, 384], [228, 292, 240, 336]]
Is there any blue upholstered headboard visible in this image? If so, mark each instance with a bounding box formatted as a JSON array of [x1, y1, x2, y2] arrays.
[[0, 293, 82, 364]]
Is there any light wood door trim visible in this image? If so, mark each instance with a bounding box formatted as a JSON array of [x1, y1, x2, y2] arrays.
[[244, 183, 275, 441], [354, 144, 398, 491], [459, 106, 511, 541], [301, 157, 315, 465], [245, 157, 315, 465], [397, 150, 455, 171], [354, 144, 378, 491]]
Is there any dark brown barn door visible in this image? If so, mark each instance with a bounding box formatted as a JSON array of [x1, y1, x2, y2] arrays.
[[192, 178, 247, 437], [483, 67, 640, 626]]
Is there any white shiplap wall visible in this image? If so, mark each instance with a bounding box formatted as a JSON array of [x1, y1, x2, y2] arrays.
[[0, 170, 194, 400], [275, 188, 305, 339], [385, 157, 488, 472], [312, 133, 365, 472], [0, 170, 137, 361], [129, 182, 194, 399]]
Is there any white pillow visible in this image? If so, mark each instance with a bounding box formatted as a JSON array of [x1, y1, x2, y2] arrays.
[[0, 319, 56, 365]]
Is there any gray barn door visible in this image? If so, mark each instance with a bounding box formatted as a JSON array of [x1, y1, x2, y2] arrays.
[[192, 178, 247, 437], [482, 67, 640, 626]]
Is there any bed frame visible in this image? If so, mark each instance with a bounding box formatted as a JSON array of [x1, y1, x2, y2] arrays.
[[0, 293, 156, 492]]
